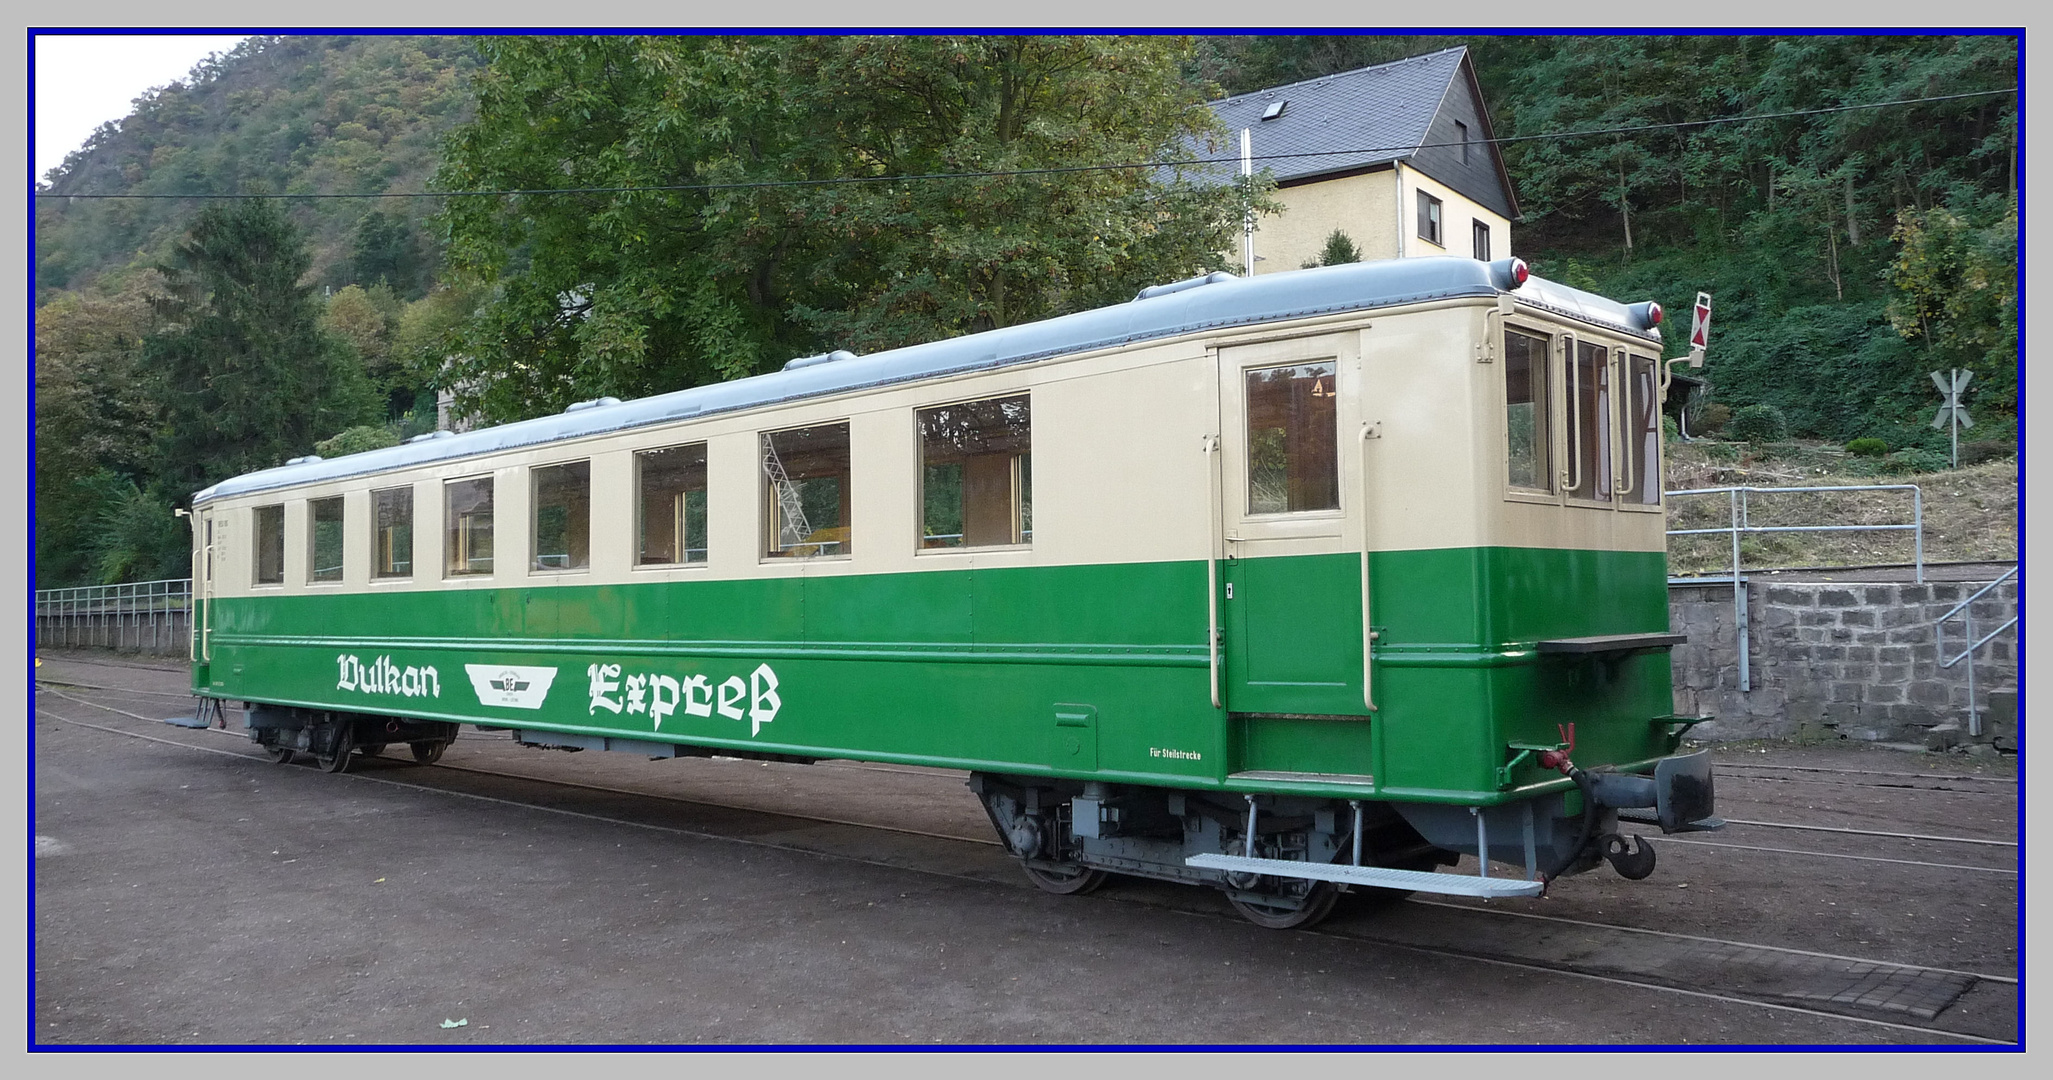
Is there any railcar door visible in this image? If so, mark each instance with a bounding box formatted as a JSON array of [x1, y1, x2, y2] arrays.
[[191, 507, 215, 687], [1214, 333, 1368, 719]]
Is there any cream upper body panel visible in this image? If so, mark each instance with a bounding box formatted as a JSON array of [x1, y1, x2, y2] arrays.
[[196, 261, 1668, 598]]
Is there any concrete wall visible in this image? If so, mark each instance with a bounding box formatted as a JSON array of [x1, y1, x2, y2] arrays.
[[1669, 576, 2018, 746], [37, 610, 192, 657]]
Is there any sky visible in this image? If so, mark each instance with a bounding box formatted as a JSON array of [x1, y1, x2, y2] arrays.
[[33, 33, 250, 183]]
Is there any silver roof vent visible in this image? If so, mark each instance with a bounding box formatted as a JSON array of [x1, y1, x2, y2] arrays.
[[783, 349, 859, 372], [284, 455, 323, 465], [564, 396, 622, 414], [1134, 271, 1238, 302]]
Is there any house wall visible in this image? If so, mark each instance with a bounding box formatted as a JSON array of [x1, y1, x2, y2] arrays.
[[1248, 164, 1512, 275]]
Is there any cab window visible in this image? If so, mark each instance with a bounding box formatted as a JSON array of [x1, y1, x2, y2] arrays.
[[1566, 340, 1613, 502], [1622, 354, 1662, 505], [1504, 329, 1552, 491]]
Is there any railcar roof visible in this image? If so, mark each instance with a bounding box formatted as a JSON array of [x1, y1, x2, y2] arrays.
[[193, 257, 1660, 505]]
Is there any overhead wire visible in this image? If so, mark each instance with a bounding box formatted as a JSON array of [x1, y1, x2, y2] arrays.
[[32, 87, 2016, 202]]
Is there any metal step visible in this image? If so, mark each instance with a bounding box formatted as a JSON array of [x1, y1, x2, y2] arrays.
[[1186, 853, 1544, 898]]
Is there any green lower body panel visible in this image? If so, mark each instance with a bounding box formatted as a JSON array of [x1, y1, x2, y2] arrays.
[[200, 546, 1686, 802]]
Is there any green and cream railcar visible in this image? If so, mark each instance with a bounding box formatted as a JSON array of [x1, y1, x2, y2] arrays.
[[189, 257, 1717, 929]]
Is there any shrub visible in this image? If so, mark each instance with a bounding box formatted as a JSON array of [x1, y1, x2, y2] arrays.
[[1959, 439, 2016, 466], [1845, 437, 1890, 457], [1886, 447, 1951, 474], [1726, 403, 1789, 443], [1661, 415, 1681, 442]]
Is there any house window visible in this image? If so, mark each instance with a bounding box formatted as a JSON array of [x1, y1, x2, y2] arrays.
[[445, 477, 494, 577], [1503, 330, 1551, 492], [373, 486, 413, 578], [1455, 120, 1470, 164], [919, 394, 1032, 549], [308, 497, 344, 583], [638, 443, 708, 565], [762, 422, 852, 558], [1473, 220, 1491, 261], [252, 504, 284, 585], [1417, 191, 1443, 247], [1246, 362, 1339, 514], [532, 461, 591, 572]]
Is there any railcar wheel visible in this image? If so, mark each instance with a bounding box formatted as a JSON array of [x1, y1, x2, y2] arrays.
[[410, 740, 447, 764], [360, 743, 386, 758], [1021, 861, 1108, 896], [314, 725, 355, 774], [1227, 882, 1339, 930], [266, 746, 295, 765]]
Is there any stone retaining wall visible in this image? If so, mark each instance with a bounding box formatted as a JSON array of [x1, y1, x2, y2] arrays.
[[1668, 576, 2018, 744]]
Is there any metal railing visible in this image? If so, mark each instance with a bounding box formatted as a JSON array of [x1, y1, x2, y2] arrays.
[[1666, 484, 1924, 692], [1935, 566, 2019, 737], [35, 577, 193, 654]]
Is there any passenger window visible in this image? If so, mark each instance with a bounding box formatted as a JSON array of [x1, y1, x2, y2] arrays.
[[531, 461, 591, 572], [444, 477, 494, 577], [373, 486, 413, 578], [1246, 362, 1338, 514], [1566, 340, 1613, 502], [308, 497, 344, 583], [638, 443, 708, 565], [918, 394, 1032, 549], [1504, 329, 1552, 491], [253, 504, 284, 585], [762, 423, 851, 558], [1622, 354, 1661, 505]]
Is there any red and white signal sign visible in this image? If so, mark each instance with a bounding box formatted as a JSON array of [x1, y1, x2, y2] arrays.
[[1689, 291, 1713, 350]]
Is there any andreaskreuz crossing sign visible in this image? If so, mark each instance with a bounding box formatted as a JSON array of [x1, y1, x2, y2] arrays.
[[1931, 368, 1973, 467]]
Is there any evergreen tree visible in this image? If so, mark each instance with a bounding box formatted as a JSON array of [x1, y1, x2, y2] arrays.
[[1303, 229, 1362, 268], [143, 198, 378, 497]]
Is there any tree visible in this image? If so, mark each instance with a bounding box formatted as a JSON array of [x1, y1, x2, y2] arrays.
[[349, 210, 427, 298], [1302, 229, 1362, 268], [431, 35, 1267, 424], [34, 278, 164, 585], [142, 198, 378, 497], [1887, 199, 2018, 411]]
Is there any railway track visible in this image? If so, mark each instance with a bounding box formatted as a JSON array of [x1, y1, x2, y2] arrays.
[[35, 673, 2018, 1045]]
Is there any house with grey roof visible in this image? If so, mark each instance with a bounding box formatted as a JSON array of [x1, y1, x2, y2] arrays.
[[1197, 46, 1519, 274]]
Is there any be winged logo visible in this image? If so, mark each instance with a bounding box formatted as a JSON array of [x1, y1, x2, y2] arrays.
[[464, 664, 559, 709]]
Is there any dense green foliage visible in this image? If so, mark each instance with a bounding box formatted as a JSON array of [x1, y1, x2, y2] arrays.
[[34, 200, 381, 585], [430, 35, 1266, 421], [32, 33, 2017, 587]]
